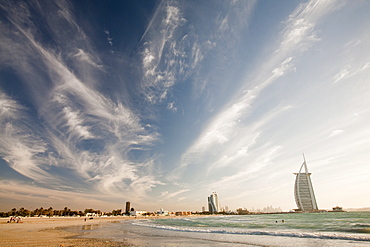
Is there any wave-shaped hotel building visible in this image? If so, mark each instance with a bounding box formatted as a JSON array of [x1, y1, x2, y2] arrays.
[[294, 155, 318, 212], [208, 192, 220, 214]]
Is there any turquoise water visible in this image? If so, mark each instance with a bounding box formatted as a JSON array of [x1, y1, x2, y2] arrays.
[[144, 212, 370, 235], [76, 212, 370, 246]]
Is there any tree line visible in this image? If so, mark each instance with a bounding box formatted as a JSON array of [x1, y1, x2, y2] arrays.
[[0, 207, 124, 217]]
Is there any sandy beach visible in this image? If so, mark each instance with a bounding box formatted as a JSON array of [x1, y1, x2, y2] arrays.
[[0, 216, 135, 247], [2, 213, 369, 247]]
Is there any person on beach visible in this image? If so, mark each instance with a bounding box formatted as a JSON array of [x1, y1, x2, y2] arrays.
[[7, 216, 22, 223]]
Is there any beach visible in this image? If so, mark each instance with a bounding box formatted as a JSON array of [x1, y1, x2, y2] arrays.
[[0, 216, 133, 247], [1, 213, 370, 246], [0, 215, 207, 247]]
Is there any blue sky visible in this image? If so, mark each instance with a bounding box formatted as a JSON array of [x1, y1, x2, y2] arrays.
[[0, 0, 369, 212]]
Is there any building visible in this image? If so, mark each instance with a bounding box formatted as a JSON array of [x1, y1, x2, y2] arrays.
[[130, 210, 147, 216], [294, 155, 318, 212], [208, 192, 220, 214], [330, 206, 345, 212], [175, 211, 192, 216], [236, 208, 250, 215], [125, 202, 130, 215], [156, 208, 169, 216]]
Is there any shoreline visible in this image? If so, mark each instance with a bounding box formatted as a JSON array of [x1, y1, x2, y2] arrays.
[[2, 213, 369, 246], [0, 216, 143, 246], [0, 215, 206, 246]]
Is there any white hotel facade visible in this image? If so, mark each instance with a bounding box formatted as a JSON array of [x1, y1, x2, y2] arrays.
[[294, 155, 318, 212]]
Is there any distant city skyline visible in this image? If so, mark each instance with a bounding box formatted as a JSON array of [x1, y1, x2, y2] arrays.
[[1, 0, 370, 212]]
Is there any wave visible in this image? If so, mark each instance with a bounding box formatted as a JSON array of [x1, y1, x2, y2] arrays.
[[351, 224, 370, 228], [131, 221, 370, 242], [345, 228, 370, 234]]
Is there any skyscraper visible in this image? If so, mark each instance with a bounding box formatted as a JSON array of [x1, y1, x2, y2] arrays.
[[208, 192, 220, 214], [294, 155, 318, 212], [125, 201, 130, 215]]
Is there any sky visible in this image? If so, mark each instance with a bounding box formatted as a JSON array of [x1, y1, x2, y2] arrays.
[[0, 0, 370, 212]]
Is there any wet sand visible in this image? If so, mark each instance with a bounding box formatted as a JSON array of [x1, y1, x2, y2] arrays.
[[0, 216, 135, 247]]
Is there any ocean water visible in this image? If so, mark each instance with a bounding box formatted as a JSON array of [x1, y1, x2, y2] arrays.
[[74, 212, 370, 246]]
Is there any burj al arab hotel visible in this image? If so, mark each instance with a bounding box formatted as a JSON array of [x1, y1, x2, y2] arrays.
[[294, 155, 318, 212]]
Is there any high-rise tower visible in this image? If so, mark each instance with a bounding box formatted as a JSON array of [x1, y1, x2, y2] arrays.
[[294, 155, 318, 212], [208, 192, 220, 214], [125, 201, 130, 215]]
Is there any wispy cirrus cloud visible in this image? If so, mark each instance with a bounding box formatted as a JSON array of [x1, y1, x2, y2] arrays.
[[140, 2, 186, 104], [332, 62, 370, 84], [0, 93, 53, 182], [330, 129, 343, 137], [0, 0, 162, 202], [204, 145, 282, 192], [159, 189, 190, 203], [72, 49, 103, 69], [139, 0, 255, 107], [104, 30, 113, 47], [1, 0, 370, 212], [173, 0, 338, 181]]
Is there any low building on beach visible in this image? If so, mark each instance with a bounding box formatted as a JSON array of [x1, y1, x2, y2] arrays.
[[156, 208, 169, 216], [236, 208, 250, 215], [129, 211, 148, 216], [329, 206, 345, 212], [175, 211, 192, 216]]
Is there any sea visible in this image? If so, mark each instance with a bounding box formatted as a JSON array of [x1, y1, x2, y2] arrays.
[[72, 212, 370, 246]]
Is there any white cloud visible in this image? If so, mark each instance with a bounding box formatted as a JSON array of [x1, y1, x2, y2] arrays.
[[140, 2, 186, 104], [167, 102, 177, 112], [332, 62, 370, 84], [344, 39, 361, 48], [171, 0, 339, 186], [218, 15, 229, 32], [332, 64, 352, 83], [205, 145, 281, 192], [1, 0, 370, 212], [161, 189, 189, 200], [330, 129, 343, 137], [0, 94, 54, 183], [0, 0, 163, 202], [209, 132, 260, 170], [280, 18, 318, 53], [104, 29, 113, 46], [0, 93, 23, 119], [55, 0, 87, 39], [61, 106, 94, 140], [277, 0, 337, 55], [73, 49, 103, 68], [272, 57, 295, 76], [190, 42, 204, 69]]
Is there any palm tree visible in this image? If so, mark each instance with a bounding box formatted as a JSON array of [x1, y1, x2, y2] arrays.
[[18, 207, 25, 217], [47, 207, 53, 217], [63, 207, 68, 216]]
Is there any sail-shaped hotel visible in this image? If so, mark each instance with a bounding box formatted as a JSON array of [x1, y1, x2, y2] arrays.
[[294, 155, 318, 212]]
